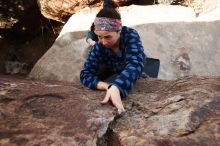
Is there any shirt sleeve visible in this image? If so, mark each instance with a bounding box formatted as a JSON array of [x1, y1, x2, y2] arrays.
[[111, 29, 145, 97], [80, 45, 101, 89], [86, 31, 98, 42]]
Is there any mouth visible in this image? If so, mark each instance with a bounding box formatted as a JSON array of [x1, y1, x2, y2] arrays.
[[103, 44, 111, 48]]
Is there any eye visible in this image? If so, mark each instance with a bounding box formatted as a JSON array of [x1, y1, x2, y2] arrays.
[[98, 35, 112, 40], [98, 36, 103, 40], [104, 36, 112, 40]]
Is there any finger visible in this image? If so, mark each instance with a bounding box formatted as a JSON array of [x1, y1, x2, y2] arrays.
[[100, 92, 110, 104], [117, 108, 126, 115], [111, 97, 124, 110], [114, 102, 125, 111]]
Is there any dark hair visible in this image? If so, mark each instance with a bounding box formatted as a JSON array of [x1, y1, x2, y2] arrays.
[[90, 23, 95, 32], [96, 8, 121, 20], [103, 0, 119, 9]]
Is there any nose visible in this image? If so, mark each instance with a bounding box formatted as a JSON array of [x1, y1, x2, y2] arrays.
[[101, 38, 108, 46]]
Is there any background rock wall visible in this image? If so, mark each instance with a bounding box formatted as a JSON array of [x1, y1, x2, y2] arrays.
[[36, 0, 220, 22], [135, 21, 220, 79], [189, 0, 220, 14]]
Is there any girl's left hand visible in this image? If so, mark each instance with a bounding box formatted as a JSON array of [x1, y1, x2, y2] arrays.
[[100, 85, 125, 111]]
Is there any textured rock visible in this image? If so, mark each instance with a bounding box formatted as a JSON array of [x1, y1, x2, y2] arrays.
[[36, 0, 167, 22], [0, 75, 114, 146], [158, 0, 174, 5], [37, 0, 130, 22], [0, 75, 219, 146], [0, 0, 62, 75], [37, 0, 220, 22], [110, 76, 220, 145], [28, 30, 89, 83], [188, 0, 220, 14], [135, 21, 220, 80]]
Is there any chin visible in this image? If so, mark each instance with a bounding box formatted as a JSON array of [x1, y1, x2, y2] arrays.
[[104, 45, 112, 48]]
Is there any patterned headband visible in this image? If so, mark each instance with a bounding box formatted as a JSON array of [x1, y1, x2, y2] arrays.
[[94, 17, 122, 31]]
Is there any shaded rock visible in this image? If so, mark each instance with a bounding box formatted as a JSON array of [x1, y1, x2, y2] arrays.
[[0, 0, 63, 75], [0, 0, 52, 41], [0, 75, 219, 146]]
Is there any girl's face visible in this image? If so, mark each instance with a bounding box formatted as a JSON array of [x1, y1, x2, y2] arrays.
[[95, 30, 121, 48]]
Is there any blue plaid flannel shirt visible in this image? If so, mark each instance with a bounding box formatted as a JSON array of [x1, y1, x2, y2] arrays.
[[80, 26, 145, 97]]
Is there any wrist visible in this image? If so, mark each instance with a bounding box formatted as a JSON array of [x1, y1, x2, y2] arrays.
[[104, 83, 109, 90], [108, 84, 119, 92], [97, 81, 109, 90]]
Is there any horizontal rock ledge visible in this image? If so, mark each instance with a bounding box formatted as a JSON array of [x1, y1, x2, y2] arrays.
[[0, 75, 219, 146]]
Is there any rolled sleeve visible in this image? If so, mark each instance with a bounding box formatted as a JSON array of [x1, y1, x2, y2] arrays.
[[80, 45, 101, 89]]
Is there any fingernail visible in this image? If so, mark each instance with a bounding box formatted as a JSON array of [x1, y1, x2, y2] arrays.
[[117, 108, 126, 115]]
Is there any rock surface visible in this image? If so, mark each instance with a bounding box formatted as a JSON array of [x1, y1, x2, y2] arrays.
[[37, 0, 156, 22], [0, 0, 62, 75], [0, 75, 114, 146], [0, 75, 219, 146], [111, 76, 220, 145], [37, 0, 220, 22]]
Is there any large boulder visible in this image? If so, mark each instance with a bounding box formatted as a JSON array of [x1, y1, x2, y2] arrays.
[[37, 0, 220, 22], [29, 5, 220, 82], [0, 75, 219, 146], [37, 0, 136, 22]]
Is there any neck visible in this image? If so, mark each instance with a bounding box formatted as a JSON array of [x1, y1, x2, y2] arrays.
[[111, 39, 120, 54], [112, 47, 119, 54]]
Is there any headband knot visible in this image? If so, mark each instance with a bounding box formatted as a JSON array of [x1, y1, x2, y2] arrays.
[[94, 17, 122, 31]]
